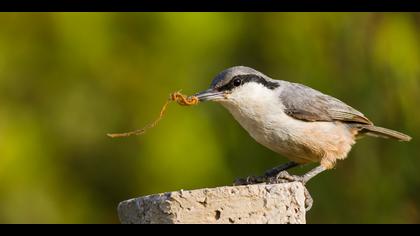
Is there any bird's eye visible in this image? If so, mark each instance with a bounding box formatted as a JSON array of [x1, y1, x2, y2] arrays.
[[233, 78, 242, 87]]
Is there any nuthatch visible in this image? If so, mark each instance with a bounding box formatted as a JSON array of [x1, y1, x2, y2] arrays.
[[194, 66, 411, 185]]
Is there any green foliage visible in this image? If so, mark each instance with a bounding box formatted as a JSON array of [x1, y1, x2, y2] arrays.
[[0, 13, 419, 223]]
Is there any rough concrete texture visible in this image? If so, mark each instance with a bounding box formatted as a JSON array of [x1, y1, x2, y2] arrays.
[[118, 182, 306, 224]]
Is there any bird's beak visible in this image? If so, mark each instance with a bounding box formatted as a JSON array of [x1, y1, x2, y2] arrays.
[[193, 88, 225, 102]]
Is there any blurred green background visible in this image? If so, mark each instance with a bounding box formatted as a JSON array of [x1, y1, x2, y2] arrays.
[[0, 12, 419, 224]]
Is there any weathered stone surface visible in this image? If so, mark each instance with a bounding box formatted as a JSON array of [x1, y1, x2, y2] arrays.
[[118, 182, 306, 224]]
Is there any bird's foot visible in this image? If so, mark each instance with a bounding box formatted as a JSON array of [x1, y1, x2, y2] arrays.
[[233, 171, 313, 211], [303, 188, 313, 212], [268, 171, 305, 184], [233, 175, 266, 186], [233, 170, 304, 185]]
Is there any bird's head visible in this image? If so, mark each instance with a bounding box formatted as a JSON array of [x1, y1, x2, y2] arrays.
[[194, 66, 280, 107]]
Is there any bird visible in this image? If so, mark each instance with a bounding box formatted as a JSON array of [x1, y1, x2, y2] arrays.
[[193, 66, 411, 185]]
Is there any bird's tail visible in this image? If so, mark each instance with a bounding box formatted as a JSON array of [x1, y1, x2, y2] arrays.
[[358, 125, 412, 142]]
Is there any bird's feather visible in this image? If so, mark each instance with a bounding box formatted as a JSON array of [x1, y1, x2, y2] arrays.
[[280, 82, 372, 125], [356, 125, 412, 141]]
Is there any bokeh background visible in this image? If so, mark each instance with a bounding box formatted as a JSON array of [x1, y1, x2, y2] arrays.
[[0, 12, 419, 224]]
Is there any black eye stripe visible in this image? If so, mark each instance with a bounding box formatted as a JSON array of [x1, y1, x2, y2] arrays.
[[217, 74, 279, 92]]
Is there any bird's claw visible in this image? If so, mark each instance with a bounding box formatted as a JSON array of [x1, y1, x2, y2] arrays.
[[234, 171, 304, 185], [269, 171, 305, 184], [233, 175, 264, 186], [233, 171, 313, 211], [303, 187, 313, 211]]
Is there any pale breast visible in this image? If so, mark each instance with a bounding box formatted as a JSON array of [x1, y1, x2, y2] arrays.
[[218, 83, 356, 167]]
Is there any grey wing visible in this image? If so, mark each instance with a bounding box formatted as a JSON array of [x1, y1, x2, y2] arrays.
[[279, 82, 372, 125]]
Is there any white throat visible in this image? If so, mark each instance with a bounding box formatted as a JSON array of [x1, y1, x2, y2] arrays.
[[217, 82, 285, 138]]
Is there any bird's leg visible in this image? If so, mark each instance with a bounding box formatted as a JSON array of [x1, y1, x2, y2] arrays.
[[302, 165, 326, 184], [264, 161, 299, 177], [233, 161, 299, 186]]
